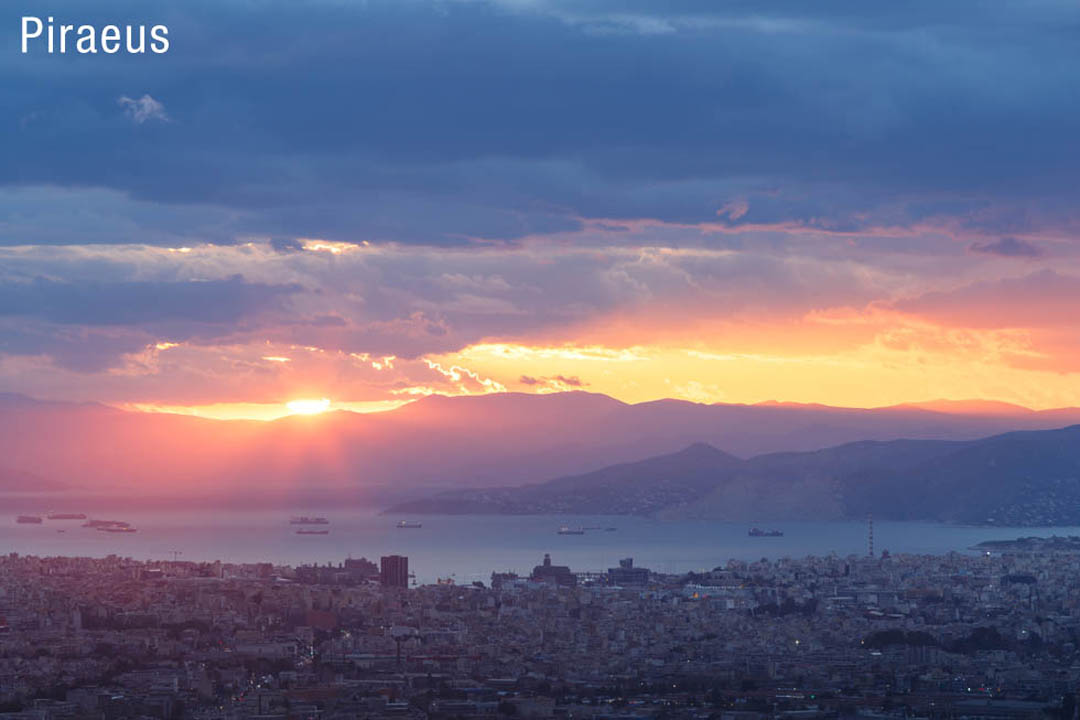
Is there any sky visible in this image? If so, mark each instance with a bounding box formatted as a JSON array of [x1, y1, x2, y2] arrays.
[[3, 0, 1080, 417]]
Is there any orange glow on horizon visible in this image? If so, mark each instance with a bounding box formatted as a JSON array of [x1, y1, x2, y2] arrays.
[[113, 329, 1080, 420], [425, 339, 1080, 412], [122, 399, 410, 421]]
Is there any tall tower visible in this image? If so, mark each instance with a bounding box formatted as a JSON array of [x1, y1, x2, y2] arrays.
[[867, 513, 874, 558], [380, 555, 409, 588]]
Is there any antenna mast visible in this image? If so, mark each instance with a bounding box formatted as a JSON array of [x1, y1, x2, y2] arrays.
[[867, 513, 874, 558]]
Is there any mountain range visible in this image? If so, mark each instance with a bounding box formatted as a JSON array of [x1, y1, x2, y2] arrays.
[[2, 391, 1080, 514], [388, 425, 1080, 526]]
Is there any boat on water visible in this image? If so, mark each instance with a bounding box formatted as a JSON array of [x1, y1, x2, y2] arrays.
[[290, 516, 330, 525], [396, 520, 422, 529], [84, 519, 132, 530], [296, 529, 330, 535], [84, 519, 122, 527], [101, 526, 137, 533], [46, 512, 87, 520], [16, 515, 42, 524], [748, 527, 784, 537], [557, 526, 585, 535]]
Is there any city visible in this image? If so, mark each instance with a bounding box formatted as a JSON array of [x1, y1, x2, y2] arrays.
[[1, 541, 1078, 719]]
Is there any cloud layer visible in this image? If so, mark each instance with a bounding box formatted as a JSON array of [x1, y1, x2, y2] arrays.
[[5, 0, 1080, 245]]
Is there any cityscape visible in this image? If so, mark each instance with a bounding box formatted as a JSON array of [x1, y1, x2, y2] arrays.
[[3, 536, 1080, 719]]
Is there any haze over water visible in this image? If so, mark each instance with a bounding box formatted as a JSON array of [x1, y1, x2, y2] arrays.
[[3, 509, 1072, 584]]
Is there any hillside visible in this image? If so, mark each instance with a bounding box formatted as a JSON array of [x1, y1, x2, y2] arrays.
[[388, 425, 1080, 526], [2, 391, 1080, 508], [388, 443, 743, 515]]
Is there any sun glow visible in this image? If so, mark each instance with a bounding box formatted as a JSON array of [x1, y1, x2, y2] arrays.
[[122, 399, 409, 420], [285, 398, 331, 415]]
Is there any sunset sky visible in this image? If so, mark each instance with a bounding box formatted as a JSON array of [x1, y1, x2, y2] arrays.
[[3, 1, 1080, 418]]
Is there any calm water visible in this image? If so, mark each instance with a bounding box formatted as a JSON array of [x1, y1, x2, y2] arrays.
[[2, 510, 1075, 584]]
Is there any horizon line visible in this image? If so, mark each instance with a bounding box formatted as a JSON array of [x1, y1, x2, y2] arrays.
[[2, 389, 1075, 422]]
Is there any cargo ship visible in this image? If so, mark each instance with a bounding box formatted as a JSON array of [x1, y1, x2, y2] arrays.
[[396, 520, 422, 529], [46, 512, 87, 520], [557, 526, 585, 535], [16, 515, 42, 524], [748, 527, 783, 537], [101, 525, 137, 533], [296, 529, 330, 535], [290, 516, 330, 525], [84, 519, 133, 531]]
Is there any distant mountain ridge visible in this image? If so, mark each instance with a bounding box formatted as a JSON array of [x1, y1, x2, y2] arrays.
[[0, 466, 62, 492], [388, 425, 1080, 526], [2, 391, 1080, 508], [388, 443, 744, 516]]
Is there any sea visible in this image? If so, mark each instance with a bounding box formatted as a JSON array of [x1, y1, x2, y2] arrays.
[[2, 508, 1077, 585]]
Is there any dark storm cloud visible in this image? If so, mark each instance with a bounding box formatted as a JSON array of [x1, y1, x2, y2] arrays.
[[0, 275, 300, 325], [0, 270, 303, 369], [4, 0, 1080, 245], [0, 324, 152, 372]]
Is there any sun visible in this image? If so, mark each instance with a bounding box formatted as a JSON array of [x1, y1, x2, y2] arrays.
[[285, 398, 332, 415]]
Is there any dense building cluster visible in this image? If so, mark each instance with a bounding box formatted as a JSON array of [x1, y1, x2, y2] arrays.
[[1, 546, 1079, 719]]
